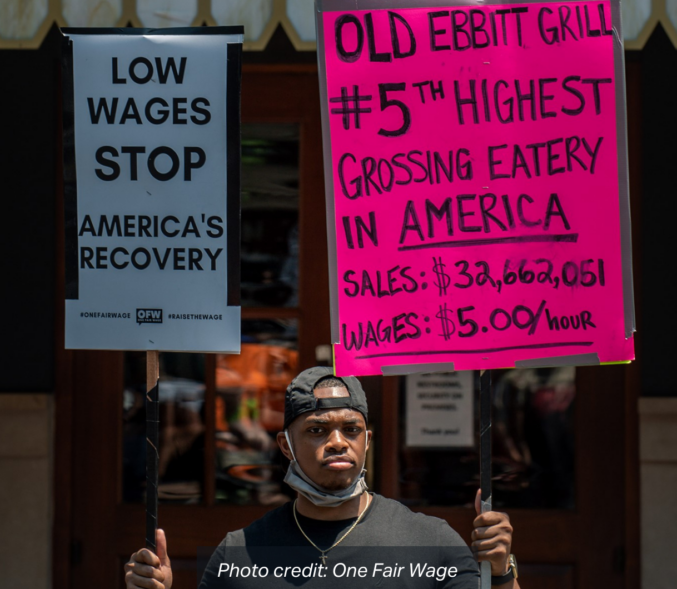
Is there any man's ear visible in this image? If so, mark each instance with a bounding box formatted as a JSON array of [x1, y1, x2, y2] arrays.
[[277, 431, 293, 461], [366, 429, 373, 452]]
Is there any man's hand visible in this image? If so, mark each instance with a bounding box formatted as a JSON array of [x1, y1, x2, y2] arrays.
[[124, 529, 173, 589], [471, 489, 513, 576]]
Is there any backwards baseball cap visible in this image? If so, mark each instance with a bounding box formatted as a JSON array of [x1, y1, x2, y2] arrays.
[[283, 366, 368, 429]]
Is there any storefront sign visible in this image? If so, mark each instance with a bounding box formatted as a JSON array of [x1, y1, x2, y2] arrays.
[[316, 0, 635, 376], [62, 28, 243, 352], [406, 371, 474, 447]]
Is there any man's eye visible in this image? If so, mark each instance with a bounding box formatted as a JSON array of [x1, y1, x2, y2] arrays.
[[345, 427, 362, 434], [308, 427, 324, 434]]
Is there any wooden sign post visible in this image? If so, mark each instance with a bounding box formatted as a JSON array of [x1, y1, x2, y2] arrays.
[[145, 351, 160, 551], [479, 369, 492, 589]]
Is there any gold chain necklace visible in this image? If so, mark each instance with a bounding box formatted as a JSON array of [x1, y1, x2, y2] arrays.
[[292, 493, 372, 565]]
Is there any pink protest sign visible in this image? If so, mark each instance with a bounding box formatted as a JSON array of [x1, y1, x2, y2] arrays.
[[316, 0, 635, 376]]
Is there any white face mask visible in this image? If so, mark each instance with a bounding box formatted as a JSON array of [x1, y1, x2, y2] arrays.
[[283, 430, 369, 508]]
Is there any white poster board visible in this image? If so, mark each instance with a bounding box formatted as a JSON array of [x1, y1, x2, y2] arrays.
[[62, 28, 243, 352], [405, 372, 474, 448]]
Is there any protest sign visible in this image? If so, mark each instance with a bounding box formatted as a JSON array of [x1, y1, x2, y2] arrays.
[[62, 28, 243, 352], [316, 0, 635, 376]]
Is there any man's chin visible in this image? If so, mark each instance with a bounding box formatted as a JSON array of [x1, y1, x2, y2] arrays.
[[316, 473, 357, 492]]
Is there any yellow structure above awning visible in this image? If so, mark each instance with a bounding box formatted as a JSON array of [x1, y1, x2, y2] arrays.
[[0, 0, 674, 50]]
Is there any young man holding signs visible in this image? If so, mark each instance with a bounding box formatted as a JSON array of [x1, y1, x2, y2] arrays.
[[124, 367, 520, 588]]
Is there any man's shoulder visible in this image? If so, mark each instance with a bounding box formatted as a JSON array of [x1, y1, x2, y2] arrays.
[[370, 494, 468, 547], [222, 501, 293, 548]]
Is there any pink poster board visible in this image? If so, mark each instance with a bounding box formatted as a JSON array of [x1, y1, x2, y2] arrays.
[[316, 0, 635, 376]]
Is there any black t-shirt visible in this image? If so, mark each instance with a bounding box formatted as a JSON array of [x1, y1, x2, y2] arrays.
[[199, 494, 479, 588]]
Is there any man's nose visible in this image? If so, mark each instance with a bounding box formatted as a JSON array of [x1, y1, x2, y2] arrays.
[[325, 429, 349, 451]]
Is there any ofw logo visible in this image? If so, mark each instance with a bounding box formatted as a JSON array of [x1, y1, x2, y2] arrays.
[[136, 309, 163, 325]]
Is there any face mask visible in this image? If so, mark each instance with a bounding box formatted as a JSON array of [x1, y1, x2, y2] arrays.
[[283, 430, 369, 507]]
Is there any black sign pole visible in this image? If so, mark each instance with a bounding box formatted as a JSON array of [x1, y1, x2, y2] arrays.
[[146, 351, 160, 552], [479, 369, 492, 589]]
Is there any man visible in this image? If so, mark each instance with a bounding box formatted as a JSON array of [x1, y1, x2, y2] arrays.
[[125, 367, 520, 588]]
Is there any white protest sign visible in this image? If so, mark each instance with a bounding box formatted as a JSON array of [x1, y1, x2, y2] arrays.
[[406, 371, 474, 447], [62, 29, 243, 352]]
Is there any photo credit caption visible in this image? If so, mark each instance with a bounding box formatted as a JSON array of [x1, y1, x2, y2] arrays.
[[217, 562, 459, 581]]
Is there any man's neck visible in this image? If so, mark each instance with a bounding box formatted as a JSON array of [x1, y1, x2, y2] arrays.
[[295, 491, 370, 521]]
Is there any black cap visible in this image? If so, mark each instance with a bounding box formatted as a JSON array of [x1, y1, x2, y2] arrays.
[[283, 366, 368, 429]]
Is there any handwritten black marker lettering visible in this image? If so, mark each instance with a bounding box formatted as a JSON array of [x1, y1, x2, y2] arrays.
[[565, 136, 586, 171], [494, 80, 514, 123], [401, 266, 418, 292], [512, 7, 528, 46], [392, 153, 413, 185], [378, 82, 411, 137], [488, 144, 510, 180], [517, 194, 542, 227], [470, 9, 490, 48], [525, 142, 545, 176], [355, 341, 593, 360], [330, 85, 373, 130], [457, 195, 482, 232], [512, 145, 532, 179], [502, 194, 516, 228], [538, 8, 558, 44], [496, 9, 511, 45], [413, 81, 429, 103], [546, 138, 565, 175], [343, 270, 359, 296], [335, 15, 364, 62], [457, 148, 474, 179], [429, 10, 451, 51], [480, 193, 508, 232], [433, 152, 453, 183], [364, 323, 379, 347], [599, 4, 613, 35], [451, 10, 472, 50], [430, 80, 445, 100], [432, 256, 452, 296], [361, 157, 382, 196], [539, 78, 557, 118], [559, 5, 578, 40], [583, 5, 601, 36], [544, 194, 570, 230], [389, 11, 417, 58], [481, 79, 492, 122], [515, 79, 536, 121], [426, 198, 454, 238], [582, 136, 604, 173], [400, 200, 425, 243], [562, 76, 585, 115], [356, 213, 379, 247], [365, 12, 392, 62], [338, 153, 361, 198], [455, 80, 479, 124], [378, 158, 394, 191], [581, 78, 612, 114], [408, 150, 429, 182]]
